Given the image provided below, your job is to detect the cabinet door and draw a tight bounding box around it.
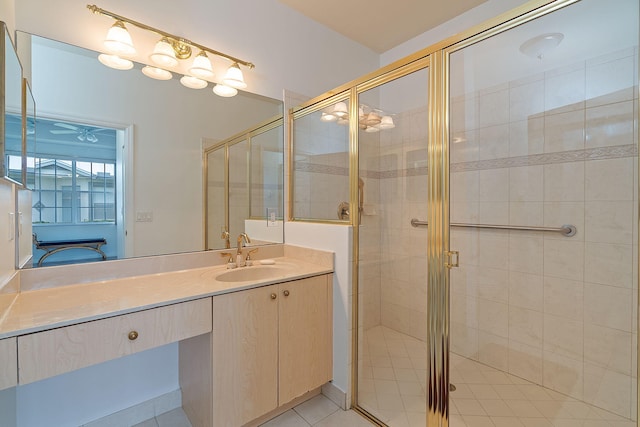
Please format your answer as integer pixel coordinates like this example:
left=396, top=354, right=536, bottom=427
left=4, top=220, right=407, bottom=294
left=278, top=275, right=332, bottom=404
left=212, top=285, right=279, bottom=426
left=0, top=337, right=17, bottom=390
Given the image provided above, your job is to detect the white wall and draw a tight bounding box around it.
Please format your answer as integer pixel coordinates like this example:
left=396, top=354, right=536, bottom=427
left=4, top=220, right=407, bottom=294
left=16, top=345, right=178, bottom=427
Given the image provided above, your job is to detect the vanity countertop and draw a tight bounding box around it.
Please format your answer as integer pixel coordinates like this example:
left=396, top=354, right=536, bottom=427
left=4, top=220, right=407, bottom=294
left=0, top=256, right=333, bottom=339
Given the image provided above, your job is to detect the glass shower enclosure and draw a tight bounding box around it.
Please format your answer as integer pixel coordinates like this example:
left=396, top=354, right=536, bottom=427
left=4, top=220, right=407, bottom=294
left=354, top=0, right=639, bottom=426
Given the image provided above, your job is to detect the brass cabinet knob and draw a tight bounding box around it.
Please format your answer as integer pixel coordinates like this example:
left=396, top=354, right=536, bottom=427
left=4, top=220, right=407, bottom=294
left=128, top=330, right=139, bottom=341
left=283, top=290, right=290, bottom=297
left=270, top=293, right=277, bottom=300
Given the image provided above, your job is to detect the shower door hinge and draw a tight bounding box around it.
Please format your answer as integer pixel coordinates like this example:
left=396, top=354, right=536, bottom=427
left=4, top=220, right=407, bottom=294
left=445, top=250, right=459, bottom=269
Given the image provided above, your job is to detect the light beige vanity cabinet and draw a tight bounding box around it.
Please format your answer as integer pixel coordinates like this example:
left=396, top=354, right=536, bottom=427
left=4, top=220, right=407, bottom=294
left=18, top=298, right=212, bottom=384
left=181, top=274, right=333, bottom=427
left=0, top=337, right=17, bottom=390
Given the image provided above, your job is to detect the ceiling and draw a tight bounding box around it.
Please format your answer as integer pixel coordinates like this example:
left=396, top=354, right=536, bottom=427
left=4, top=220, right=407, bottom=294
left=278, top=0, right=488, bottom=53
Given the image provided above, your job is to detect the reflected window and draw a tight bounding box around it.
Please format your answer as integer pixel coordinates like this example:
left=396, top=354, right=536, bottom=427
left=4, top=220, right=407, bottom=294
left=32, top=159, right=116, bottom=224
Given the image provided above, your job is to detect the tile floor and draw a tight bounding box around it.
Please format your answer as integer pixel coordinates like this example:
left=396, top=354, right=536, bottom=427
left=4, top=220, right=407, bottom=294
left=359, top=325, right=637, bottom=427
left=133, top=395, right=375, bottom=427
left=135, top=325, right=637, bottom=427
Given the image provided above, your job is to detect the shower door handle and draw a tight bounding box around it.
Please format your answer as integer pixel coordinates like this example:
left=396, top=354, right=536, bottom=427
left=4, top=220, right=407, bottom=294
left=445, top=251, right=459, bottom=269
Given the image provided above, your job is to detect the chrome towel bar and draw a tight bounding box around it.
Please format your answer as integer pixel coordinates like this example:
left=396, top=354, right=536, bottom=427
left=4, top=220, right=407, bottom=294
left=410, top=219, right=576, bottom=237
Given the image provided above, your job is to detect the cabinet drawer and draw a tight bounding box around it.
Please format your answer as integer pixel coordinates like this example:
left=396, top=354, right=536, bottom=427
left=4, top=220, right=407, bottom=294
left=18, top=298, right=212, bottom=384
left=0, top=337, right=17, bottom=390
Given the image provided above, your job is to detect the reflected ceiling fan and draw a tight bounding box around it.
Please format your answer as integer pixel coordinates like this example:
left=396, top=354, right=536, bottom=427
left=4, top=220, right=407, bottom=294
left=50, top=123, right=107, bottom=143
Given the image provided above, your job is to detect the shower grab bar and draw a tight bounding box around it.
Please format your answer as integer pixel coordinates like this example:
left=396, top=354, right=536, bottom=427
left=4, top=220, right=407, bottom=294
left=410, top=218, right=576, bottom=237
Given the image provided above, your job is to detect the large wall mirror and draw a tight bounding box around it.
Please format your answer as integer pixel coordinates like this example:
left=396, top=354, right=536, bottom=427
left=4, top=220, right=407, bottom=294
left=2, top=22, right=23, bottom=186
left=205, top=116, right=284, bottom=250
left=16, top=32, right=284, bottom=267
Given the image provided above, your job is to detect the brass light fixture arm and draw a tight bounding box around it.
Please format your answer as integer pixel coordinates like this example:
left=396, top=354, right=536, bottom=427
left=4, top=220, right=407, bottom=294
left=87, top=4, right=255, bottom=69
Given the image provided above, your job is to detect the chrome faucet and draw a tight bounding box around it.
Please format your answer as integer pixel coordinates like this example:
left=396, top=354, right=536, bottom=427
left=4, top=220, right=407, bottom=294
left=237, top=232, right=251, bottom=256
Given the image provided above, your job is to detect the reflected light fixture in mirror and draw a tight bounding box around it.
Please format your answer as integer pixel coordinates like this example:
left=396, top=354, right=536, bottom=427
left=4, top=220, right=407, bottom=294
left=87, top=4, right=253, bottom=97
left=320, top=102, right=395, bottom=132
left=180, top=75, right=208, bottom=89
left=141, top=65, right=172, bottom=80
left=213, top=84, right=238, bottom=97
left=98, top=53, right=133, bottom=70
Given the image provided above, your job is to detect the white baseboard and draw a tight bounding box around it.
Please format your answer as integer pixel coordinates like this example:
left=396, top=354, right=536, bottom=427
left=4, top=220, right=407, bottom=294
left=322, top=382, right=348, bottom=410
left=82, top=389, right=182, bottom=427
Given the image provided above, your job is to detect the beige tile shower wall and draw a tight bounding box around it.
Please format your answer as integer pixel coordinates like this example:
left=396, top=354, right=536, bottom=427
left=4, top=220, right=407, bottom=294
left=449, top=47, right=639, bottom=419
left=359, top=132, right=382, bottom=331
left=376, top=106, right=429, bottom=341
left=292, top=111, right=349, bottom=221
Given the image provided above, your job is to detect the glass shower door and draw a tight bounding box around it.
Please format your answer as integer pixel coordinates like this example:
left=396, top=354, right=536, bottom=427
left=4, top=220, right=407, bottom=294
left=356, top=62, right=430, bottom=426
left=446, top=0, right=639, bottom=425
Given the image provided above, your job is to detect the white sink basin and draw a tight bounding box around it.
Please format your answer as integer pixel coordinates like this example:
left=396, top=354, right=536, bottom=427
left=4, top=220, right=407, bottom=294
left=215, top=265, right=289, bottom=282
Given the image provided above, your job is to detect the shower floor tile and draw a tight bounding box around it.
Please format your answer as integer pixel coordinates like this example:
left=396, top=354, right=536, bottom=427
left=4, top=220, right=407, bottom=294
left=359, top=325, right=636, bottom=427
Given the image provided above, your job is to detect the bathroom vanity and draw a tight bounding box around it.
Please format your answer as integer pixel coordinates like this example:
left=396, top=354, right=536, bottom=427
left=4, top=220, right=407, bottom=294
left=0, top=245, right=334, bottom=427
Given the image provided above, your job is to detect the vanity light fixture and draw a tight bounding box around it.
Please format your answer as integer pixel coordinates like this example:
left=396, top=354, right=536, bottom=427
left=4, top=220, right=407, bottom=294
left=88, top=4, right=254, bottom=97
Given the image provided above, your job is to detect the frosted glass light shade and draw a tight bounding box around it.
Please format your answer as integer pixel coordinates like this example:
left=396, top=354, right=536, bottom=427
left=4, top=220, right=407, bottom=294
left=141, top=65, right=172, bottom=80
left=104, top=21, right=136, bottom=56
left=180, top=75, right=208, bottom=89
left=150, top=38, right=179, bottom=68
left=213, top=84, right=238, bottom=97
left=332, top=102, right=348, bottom=118
left=222, top=63, right=247, bottom=89
left=320, top=112, right=337, bottom=122
left=365, top=111, right=381, bottom=126
left=98, top=54, right=133, bottom=70
left=189, top=51, right=214, bottom=79
left=379, top=115, right=395, bottom=129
